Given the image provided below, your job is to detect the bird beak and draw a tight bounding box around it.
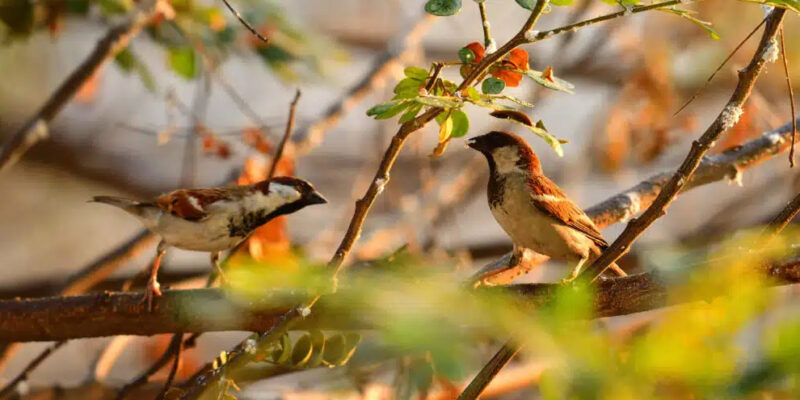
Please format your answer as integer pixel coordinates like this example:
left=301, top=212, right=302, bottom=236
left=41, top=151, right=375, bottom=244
left=307, top=191, right=328, bottom=205
left=466, top=137, right=479, bottom=150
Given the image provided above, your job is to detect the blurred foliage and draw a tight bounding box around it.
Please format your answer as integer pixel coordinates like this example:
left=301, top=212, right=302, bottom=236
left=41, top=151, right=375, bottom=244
left=0, top=0, right=346, bottom=88
left=202, top=227, right=800, bottom=399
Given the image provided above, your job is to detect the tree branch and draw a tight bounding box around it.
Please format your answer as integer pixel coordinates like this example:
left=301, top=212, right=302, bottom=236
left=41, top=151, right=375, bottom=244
left=267, top=89, right=301, bottom=180
left=0, top=0, right=168, bottom=173
left=2, top=258, right=799, bottom=343
left=293, top=14, right=436, bottom=155
left=585, top=8, right=787, bottom=279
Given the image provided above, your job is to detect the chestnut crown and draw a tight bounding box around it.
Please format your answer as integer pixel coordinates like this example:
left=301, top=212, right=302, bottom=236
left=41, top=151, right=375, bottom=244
left=467, top=131, right=542, bottom=174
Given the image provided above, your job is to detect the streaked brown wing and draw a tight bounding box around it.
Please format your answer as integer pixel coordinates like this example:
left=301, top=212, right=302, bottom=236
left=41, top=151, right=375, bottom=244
left=156, top=187, right=233, bottom=221
left=527, top=175, right=608, bottom=248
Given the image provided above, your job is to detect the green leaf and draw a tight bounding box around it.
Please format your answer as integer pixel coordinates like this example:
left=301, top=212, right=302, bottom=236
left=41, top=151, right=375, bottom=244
left=115, top=47, right=156, bottom=91
left=322, top=333, right=360, bottom=366
left=404, top=66, right=429, bottom=81
left=424, top=0, right=462, bottom=16
left=377, top=101, right=413, bottom=120
left=167, top=47, right=197, bottom=79
left=450, top=109, right=469, bottom=138
left=514, top=0, right=535, bottom=9
left=468, top=98, right=517, bottom=111
left=306, top=330, right=326, bottom=368
left=523, top=69, right=575, bottom=94
left=290, top=334, right=314, bottom=367
left=65, top=0, right=90, bottom=14
left=508, top=118, right=565, bottom=157
left=481, top=77, right=506, bottom=94
left=482, top=94, right=535, bottom=108
left=394, top=77, right=424, bottom=99
left=98, top=0, right=131, bottom=15
left=367, top=99, right=409, bottom=118
left=465, top=87, right=481, bottom=102
left=415, top=95, right=463, bottom=108
left=661, top=8, right=720, bottom=40
left=271, top=333, right=292, bottom=364
left=399, top=103, right=423, bottom=123
left=458, top=47, right=476, bottom=64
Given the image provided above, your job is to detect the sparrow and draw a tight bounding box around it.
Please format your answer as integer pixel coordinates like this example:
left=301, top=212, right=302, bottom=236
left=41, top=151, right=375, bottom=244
left=467, top=131, right=626, bottom=282
left=92, top=176, right=327, bottom=309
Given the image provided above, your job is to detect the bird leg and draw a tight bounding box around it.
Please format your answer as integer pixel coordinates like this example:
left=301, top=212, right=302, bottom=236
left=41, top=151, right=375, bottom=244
left=561, top=256, right=588, bottom=284
left=210, top=251, right=227, bottom=286
left=144, top=241, right=168, bottom=311
left=509, top=245, right=525, bottom=267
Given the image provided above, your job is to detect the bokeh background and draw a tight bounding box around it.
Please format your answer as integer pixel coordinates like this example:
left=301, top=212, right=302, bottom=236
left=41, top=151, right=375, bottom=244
left=1, top=0, right=799, bottom=398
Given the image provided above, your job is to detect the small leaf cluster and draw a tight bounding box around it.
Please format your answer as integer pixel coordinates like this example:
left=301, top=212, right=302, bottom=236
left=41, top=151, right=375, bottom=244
left=250, top=330, right=362, bottom=369
left=367, top=43, right=574, bottom=156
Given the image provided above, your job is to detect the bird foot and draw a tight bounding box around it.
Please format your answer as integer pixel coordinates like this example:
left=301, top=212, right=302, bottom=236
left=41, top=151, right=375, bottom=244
left=142, top=278, right=162, bottom=312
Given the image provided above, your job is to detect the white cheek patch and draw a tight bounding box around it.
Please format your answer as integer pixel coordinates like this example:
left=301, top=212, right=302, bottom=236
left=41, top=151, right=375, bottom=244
left=492, top=146, right=523, bottom=175
left=271, top=183, right=301, bottom=203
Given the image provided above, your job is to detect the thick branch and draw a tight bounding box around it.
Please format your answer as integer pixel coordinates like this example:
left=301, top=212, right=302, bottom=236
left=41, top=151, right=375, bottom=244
left=3, top=258, right=800, bottom=342
left=0, top=0, right=167, bottom=173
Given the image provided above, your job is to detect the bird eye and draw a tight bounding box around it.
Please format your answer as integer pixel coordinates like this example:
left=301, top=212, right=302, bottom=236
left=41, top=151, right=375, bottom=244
left=172, top=199, right=179, bottom=205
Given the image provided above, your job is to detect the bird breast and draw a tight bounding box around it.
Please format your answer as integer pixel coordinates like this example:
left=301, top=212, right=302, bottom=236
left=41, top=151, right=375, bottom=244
left=489, top=174, right=594, bottom=261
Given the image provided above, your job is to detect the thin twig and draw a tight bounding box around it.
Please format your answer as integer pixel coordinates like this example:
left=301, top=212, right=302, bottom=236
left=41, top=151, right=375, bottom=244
left=0, top=0, right=165, bottom=173
left=156, top=335, right=184, bottom=400
left=768, top=192, right=800, bottom=237
left=478, top=1, right=493, bottom=48
left=523, top=0, right=685, bottom=44
left=219, top=0, right=269, bottom=44
left=0, top=341, right=66, bottom=398
left=586, top=8, right=788, bottom=281
left=780, top=27, right=797, bottom=167
left=294, top=14, right=435, bottom=155
left=457, top=341, right=519, bottom=400
left=674, top=16, right=767, bottom=116
left=267, top=90, right=301, bottom=180
left=115, top=333, right=183, bottom=400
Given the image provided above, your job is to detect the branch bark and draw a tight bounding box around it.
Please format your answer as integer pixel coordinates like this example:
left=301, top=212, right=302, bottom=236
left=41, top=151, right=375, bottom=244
left=2, top=258, right=799, bottom=342
left=0, top=0, right=168, bottom=173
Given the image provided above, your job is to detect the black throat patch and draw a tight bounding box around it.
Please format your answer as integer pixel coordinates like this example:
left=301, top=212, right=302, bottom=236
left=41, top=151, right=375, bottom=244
left=227, top=200, right=309, bottom=238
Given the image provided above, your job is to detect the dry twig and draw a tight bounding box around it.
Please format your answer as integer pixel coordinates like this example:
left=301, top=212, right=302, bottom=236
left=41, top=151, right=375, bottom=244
left=586, top=8, right=788, bottom=280
left=0, top=0, right=167, bottom=173
left=267, top=90, right=301, bottom=180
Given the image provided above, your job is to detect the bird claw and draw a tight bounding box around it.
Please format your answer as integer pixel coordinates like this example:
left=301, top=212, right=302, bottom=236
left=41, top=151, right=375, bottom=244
left=560, top=277, right=577, bottom=286
left=141, top=279, right=162, bottom=312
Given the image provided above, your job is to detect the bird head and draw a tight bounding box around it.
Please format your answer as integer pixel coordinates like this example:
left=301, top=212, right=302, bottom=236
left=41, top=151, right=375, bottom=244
left=265, top=176, right=328, bottom=206
left=467, top=131, right=542, bottom=175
